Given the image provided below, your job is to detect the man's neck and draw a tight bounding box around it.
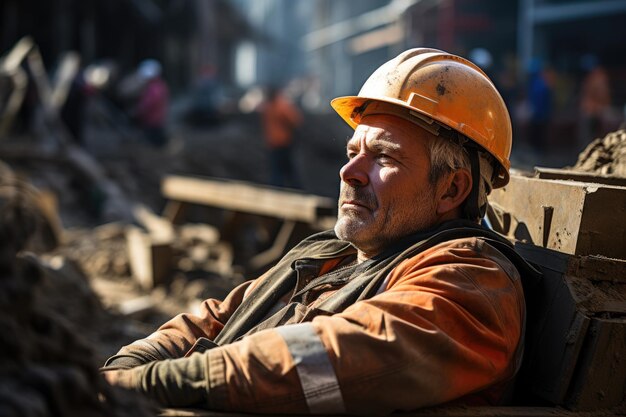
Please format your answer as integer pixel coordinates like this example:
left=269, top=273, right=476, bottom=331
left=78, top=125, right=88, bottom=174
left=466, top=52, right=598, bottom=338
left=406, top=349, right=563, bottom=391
left=353, top=219, right=481, bottom=264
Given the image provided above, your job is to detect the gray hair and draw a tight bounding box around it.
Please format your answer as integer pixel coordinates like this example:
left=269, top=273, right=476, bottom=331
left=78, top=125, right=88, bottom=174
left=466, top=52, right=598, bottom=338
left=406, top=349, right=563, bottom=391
left=427, top=135, right=494, bottom=212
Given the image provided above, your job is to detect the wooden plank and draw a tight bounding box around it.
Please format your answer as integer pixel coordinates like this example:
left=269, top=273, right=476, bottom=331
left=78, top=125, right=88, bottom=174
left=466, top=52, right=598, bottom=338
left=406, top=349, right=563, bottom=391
left=535, top=167, right=626, bottom=188
left=117, top=295, right=157, bottom=318
left=565, top=318, right=626, bottom=411
left=0, top=36, right=34, bottom=71
left=489, top=175, right=626, bottom=259
left=126, top=226, right=173, bottom=290
left=490, top=176, right=587, bottom=253
left=133, top=204, right=174, bottom=241
left=568, top=255, right=626, bottom=284
left=49, top=51, right=80, bottom=111
left=408, top=406, right=624, bottom=417
left=162, top=200, right=188, bottom=224
left=158, top=406, right=619, bottom=417
left=161, top=175, right=335, bottom=225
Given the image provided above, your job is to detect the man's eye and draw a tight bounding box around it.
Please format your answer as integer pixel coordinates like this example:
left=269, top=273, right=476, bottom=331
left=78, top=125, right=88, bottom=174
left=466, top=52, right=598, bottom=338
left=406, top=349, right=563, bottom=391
left=377, top=154, right=393, bottom=164
left=347, top=151, right=357, bottom=159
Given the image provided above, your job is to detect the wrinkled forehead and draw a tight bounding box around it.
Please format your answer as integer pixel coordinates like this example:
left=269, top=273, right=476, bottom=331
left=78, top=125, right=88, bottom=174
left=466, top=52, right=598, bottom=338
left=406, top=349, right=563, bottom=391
left=348, top=114, right=434, bottom=153
left=349, top=123, right=398, bottom=147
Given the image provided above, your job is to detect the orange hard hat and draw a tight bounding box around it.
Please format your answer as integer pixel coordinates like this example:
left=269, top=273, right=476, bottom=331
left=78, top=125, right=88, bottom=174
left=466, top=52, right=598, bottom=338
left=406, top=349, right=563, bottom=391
left=331, top=48, right=512, bottom=188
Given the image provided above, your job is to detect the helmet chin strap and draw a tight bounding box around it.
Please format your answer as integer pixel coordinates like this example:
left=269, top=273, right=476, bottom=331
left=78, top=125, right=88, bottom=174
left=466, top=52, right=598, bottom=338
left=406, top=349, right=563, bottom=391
left=462, top=142, right=485, bottom=221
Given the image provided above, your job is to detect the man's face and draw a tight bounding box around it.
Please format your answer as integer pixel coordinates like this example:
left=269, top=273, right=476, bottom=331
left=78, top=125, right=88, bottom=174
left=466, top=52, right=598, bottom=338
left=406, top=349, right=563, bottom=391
left=334, top=114, right=440, bottom=258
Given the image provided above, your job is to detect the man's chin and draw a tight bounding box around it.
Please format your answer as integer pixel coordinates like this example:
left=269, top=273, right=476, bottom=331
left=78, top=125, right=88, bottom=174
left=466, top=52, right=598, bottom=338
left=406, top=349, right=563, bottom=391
left=334, top=218, right=371, bottom=243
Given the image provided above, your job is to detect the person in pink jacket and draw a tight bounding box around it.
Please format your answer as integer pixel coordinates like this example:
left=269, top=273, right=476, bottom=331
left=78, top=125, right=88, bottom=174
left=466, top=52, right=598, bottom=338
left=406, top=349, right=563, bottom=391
left=135, top=59, right=169, bottom=147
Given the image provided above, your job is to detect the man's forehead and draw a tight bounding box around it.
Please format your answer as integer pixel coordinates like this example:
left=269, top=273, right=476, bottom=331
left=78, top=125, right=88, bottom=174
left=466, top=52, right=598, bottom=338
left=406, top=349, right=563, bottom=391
left=349, top=123, right=401, bottom=147
left=348, top=117, right=427, bottom=152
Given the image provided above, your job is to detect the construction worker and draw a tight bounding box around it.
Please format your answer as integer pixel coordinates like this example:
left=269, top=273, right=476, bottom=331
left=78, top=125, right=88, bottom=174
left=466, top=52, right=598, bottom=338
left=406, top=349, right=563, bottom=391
left=134, top=59, right=170, bottom=147
left=261, top=84, right=303, bottom=188
left=579, top=54, right=611, bottom=145
left=102, top=48, right=538, bottom=415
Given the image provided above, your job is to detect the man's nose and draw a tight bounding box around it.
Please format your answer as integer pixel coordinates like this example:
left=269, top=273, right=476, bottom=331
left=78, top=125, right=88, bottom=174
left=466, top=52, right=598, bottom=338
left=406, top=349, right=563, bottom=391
left=340, top=154, right=369, bottom=186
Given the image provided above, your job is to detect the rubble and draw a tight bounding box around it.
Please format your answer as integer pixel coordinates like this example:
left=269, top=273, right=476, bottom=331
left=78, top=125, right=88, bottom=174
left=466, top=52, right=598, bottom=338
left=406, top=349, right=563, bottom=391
left=0, top=169, right=156, bottom=417
left=572, top=129, right=626, bottom=177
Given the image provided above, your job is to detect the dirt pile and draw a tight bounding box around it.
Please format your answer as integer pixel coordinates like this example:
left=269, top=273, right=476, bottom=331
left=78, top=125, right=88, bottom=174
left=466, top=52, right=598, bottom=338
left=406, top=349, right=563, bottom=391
left=0, top=171, right=156, bottom=416
left=572, top=129, right=626, bottom=177
left=55, top=219, right=244, bottom=331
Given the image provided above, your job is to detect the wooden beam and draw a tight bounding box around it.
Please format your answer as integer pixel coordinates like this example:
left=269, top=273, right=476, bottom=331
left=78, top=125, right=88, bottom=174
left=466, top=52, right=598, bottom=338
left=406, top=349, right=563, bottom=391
left=158, top=406, right=619, bottom=417
left=0, top=36, right=35, bottom=71
left=161, top=175, right=335, bottom=225
left=489, top=174, right=626, bottom=259
left=126, top=226, right=173, bottom=290
left=133, top=204, right=174, bottom=241
left=535, top=167, right=626, bottom=188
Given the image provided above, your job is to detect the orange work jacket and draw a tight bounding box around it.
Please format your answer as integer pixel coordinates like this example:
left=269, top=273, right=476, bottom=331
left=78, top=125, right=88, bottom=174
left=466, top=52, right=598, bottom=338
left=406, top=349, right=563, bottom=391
left=106, top=227, right=526, bottom=415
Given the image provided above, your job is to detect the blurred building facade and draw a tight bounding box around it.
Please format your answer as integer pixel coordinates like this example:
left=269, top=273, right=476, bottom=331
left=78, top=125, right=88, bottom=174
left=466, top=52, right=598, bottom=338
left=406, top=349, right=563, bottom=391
left=517, top=0, right=626, bottom=147
left=0, top=0, right=259, bottom=92
left=2, top=0, right=625, bottom=142
left=226, top=0, right=626, bottom=157
left=227, top=0, right=625, bottom=115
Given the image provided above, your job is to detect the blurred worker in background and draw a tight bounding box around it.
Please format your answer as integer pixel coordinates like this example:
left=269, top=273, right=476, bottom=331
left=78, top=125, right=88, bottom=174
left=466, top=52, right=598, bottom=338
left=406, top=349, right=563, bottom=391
left=579, top=54, right=611, bottom=146
left=101, top=48, right=538, bottom=415
left=134, top=59, right=169, bottom=147
left=261, top=85, right=303, bottom=188
left=60, top=68, right=91, bottom=146
left=526, top=58, right=553, bottom=151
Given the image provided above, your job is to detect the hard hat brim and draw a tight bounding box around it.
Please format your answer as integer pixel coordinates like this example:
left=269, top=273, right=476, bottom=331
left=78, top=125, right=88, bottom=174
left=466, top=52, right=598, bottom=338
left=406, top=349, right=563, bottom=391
left=331, top=95, right=510, bottom=188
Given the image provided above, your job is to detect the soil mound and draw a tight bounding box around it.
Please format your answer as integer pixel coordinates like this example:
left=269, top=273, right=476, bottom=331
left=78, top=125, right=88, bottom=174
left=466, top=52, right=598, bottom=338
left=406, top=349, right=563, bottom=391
left=0, top=171, right=156, bottom=416
left=573, top=129, right=626, bottom=177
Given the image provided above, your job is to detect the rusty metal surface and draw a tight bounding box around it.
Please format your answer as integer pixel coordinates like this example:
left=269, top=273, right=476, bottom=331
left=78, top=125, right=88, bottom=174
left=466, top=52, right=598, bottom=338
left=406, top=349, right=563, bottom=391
left=489, top=175, right=626, bottom=259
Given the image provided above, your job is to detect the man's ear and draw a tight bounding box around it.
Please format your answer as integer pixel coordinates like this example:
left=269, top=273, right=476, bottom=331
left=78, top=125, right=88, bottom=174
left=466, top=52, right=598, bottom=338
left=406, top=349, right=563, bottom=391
left=436, top=169, right=473, bottom=215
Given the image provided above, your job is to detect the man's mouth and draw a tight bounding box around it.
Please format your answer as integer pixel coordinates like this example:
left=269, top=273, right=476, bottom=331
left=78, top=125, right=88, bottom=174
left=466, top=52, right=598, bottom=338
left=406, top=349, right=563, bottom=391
left=340, top=199, right=371, bottom=211
left=339, top=186, right=378, bottom=212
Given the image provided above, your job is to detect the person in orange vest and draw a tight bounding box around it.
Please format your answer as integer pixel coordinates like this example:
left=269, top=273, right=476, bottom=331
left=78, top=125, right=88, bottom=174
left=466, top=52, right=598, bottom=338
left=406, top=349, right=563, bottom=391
left=261, top=85, right=303, bottom=188
left=101, top=49, right=538, bottom=415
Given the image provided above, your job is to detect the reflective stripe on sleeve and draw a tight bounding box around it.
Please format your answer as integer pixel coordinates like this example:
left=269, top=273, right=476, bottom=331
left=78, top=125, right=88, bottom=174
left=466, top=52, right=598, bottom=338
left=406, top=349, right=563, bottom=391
left=275, top=323, right=346, bottom=414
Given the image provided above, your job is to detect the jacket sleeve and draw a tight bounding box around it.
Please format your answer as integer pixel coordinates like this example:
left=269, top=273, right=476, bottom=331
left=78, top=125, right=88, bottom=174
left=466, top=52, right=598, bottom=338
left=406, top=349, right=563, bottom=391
left=201, top=238, right=525, bottom=414
left=104, top=279, right=255, bottom=368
